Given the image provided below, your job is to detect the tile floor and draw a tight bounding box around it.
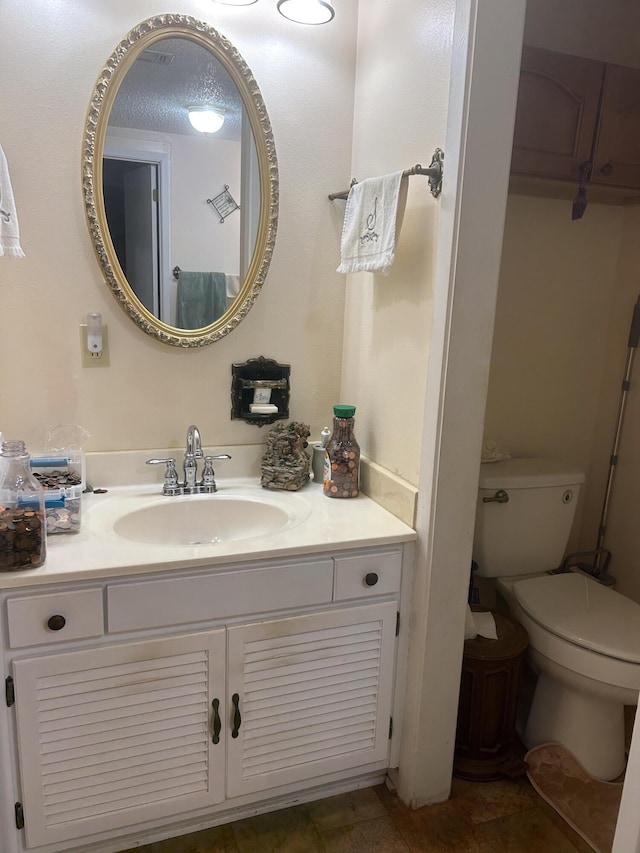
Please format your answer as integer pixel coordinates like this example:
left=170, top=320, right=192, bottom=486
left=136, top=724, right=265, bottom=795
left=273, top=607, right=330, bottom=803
left=117, top=774, right=597, bottom=853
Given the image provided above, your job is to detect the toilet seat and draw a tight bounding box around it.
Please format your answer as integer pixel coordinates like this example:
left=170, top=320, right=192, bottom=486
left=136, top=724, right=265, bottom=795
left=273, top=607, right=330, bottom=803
left=513, top=572, right=640, bottom=663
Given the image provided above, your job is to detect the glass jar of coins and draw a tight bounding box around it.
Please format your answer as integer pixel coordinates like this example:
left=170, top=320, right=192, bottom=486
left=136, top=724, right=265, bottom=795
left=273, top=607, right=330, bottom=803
left=0, top=440, right=46, bottom=570
left=323, top=405, right=361, bottom=499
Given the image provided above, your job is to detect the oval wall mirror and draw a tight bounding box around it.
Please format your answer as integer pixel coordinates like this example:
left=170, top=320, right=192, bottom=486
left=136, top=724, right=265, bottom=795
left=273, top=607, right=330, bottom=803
left=83, top=15, right=278, bottom=347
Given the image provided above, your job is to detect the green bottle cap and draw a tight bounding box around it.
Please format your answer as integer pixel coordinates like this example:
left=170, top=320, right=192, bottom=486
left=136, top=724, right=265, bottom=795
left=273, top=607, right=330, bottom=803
left=333, top=405, right=356, bottom=418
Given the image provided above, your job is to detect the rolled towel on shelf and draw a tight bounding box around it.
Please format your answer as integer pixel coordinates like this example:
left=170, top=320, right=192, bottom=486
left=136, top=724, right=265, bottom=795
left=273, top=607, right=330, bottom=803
left=481, top=440, right=511, bottom=464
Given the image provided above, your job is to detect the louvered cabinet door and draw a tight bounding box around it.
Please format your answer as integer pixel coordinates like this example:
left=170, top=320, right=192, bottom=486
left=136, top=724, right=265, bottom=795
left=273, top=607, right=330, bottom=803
left=226, top=601, right=397, bottom=798
left=12, top=631, right=226, bottom=849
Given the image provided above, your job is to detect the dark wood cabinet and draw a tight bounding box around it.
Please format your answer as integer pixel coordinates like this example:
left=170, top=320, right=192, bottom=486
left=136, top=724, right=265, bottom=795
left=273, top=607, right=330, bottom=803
left=454, top=611, right=528, bottom=781
left=511, top=46, right=604, bottom=182
left=592, top=64, right=640, bottom=189
left=511, top=46, right=640, bottom=191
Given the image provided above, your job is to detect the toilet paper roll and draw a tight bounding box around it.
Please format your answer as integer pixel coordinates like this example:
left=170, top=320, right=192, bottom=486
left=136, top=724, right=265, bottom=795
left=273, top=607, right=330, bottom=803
left=464, top=605, right=498, bottom=641
left=473, top=610, right=498, bottom=640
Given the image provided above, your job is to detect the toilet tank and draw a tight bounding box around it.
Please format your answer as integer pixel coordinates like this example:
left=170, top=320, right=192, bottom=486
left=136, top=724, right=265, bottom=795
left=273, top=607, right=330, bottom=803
left=473, top=458, right=585, bottom=578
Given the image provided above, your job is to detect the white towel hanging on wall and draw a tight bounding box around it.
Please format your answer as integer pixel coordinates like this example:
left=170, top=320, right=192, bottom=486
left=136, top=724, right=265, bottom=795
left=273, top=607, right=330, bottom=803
left=337, top=171, right=405, bottom=275
left=0, top=144, right=25, bottom=258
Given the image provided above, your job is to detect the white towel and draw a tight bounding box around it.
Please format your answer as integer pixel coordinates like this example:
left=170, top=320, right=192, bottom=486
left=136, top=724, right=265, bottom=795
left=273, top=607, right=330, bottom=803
left=337, top=171, right=404, bottom=275
left=225, top=273, right=240, bottom=298
left=0, top=145, right=25, bottom=258
left=481, top=440, right=511, bottom=464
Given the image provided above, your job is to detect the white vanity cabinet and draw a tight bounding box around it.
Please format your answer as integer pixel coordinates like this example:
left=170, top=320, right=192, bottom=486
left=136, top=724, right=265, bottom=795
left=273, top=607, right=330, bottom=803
left=225, top=602, right=397, bottom=799
left=13, top=631, right=227, bottom=849
left=0, top=545, right=408, bottom=853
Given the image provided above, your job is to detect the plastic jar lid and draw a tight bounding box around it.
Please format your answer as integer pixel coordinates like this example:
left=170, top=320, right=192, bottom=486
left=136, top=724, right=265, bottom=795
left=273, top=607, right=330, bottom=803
left=333, top=405, right=356, bottom=418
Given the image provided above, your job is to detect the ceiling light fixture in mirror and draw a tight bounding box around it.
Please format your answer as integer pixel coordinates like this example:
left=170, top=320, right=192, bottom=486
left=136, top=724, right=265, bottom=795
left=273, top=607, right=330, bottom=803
left=83, top=15, right=278, bottom=347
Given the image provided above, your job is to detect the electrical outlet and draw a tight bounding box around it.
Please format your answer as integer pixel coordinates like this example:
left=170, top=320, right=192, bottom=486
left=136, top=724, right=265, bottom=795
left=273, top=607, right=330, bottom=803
left=79, top=324, right=110, bottom=367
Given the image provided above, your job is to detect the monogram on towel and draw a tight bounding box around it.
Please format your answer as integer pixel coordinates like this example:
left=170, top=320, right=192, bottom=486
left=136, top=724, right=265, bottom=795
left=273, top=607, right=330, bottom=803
left=337, top=171, right=405, bottom=275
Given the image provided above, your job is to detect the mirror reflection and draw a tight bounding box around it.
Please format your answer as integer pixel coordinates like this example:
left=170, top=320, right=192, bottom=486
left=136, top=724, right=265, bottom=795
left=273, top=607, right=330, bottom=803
left=83, top=16, right=278, bottom=347
left=104, top=37, right=257, bottom=329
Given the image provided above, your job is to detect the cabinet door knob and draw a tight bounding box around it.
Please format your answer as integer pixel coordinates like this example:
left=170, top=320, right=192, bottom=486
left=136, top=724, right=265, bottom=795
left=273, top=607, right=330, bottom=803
left=47, top=614, right=66, bottom=631
left=231, top=693, right=242, bottom=738
left=365, top=572, right=379, bottom=587
left=211, top=698, right=221, bottom=745
left=600, top=162, right=614, bottom=176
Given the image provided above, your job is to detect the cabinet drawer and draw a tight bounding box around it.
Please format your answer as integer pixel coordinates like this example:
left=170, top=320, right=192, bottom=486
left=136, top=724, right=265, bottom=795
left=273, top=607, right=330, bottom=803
left=6, top=588, right=104, bottom=648
left=333, top=549, right=402, bottom=600
left=107, top=558, right=334, bottom=632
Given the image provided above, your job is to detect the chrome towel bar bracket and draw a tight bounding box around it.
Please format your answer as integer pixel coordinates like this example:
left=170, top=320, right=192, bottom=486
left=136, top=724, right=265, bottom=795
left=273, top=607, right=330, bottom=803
left=328, top=147, right=444, bottom=201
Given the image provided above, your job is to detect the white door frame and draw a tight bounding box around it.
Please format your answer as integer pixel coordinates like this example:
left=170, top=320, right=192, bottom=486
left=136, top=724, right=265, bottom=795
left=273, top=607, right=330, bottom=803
left=103, top=134, right=172, bottom=324
left=400, top=1, right=640, bottom=847
left=614, top=702, right=640, bottom=851
left=397, top=0, right=527, bottom=806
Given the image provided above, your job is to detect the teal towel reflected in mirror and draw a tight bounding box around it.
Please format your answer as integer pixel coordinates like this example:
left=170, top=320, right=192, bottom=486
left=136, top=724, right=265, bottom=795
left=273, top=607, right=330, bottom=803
left=176, top=271, right=227, bottom=329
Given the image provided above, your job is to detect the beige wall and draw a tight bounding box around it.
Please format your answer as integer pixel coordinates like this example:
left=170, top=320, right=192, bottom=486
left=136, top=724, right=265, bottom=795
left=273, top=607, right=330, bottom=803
left=340, top=0, right=454, bottom=488
left=0, top=0, right=357, bottom=453
left=587, top=205, right=640, bottom=601
left=484, top=193, right=640, bottom=594
left=484, top=194, right=625, bottom=549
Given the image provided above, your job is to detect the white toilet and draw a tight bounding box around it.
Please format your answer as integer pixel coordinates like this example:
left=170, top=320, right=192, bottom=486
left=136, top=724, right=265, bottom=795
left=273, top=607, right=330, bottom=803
left=473, top=457, right=640, bottom=781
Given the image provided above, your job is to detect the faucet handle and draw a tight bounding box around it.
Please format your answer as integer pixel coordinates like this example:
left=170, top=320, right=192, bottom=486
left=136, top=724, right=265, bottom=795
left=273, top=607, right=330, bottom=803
left=201, top=457, right=216, bottom=491
left=200, top=455, right=232, bottom=493
left=146, top=458, right=180, bottom=495
left=146, top=457, right=176, bottom=469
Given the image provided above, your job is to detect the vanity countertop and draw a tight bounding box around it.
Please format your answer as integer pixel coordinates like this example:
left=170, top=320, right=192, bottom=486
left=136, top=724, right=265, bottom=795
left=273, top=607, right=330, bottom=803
left=0, top=479, right=416, bottom=589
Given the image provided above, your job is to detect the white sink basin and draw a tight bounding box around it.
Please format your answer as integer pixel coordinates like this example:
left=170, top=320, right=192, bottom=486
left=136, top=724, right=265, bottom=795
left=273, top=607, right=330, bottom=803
left=114, top=496, right=290, bottom=546
left=84, top=484, right=310, bottom=548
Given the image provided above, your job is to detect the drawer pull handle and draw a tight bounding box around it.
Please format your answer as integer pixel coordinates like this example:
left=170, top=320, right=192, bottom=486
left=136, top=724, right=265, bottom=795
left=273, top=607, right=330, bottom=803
left=365, top=572, right=379, bottom=587
left=211, top=698, right=221, bottom=744
left=47, top=615, right=66, bottom=631
left=231, top=693, right=242, bottom=738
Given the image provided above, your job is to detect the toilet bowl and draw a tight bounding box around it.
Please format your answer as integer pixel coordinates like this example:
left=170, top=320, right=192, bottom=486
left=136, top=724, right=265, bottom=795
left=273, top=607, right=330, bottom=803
left=473, top=457, right=640, bottom=780
left=498, top=572, right=640, bottom=780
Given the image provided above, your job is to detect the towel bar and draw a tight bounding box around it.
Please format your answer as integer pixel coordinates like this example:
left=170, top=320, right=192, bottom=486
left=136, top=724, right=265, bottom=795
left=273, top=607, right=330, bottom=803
left=328, top=147, right=444, bottom=201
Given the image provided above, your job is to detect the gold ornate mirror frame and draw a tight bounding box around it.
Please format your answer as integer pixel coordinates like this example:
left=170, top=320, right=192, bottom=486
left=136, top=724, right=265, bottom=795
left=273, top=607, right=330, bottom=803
left=82, top=14, right=279, bottom=347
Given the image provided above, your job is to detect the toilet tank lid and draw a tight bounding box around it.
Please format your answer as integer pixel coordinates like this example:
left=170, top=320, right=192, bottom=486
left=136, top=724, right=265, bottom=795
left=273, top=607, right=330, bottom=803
left=478, top=458, right=585, bottom=489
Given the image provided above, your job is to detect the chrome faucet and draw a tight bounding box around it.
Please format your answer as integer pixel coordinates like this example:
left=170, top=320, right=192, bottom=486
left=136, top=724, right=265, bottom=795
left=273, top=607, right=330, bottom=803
left=146, top=425, right=231, bottom=495
left=184, top=424, right=203, bottom=490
